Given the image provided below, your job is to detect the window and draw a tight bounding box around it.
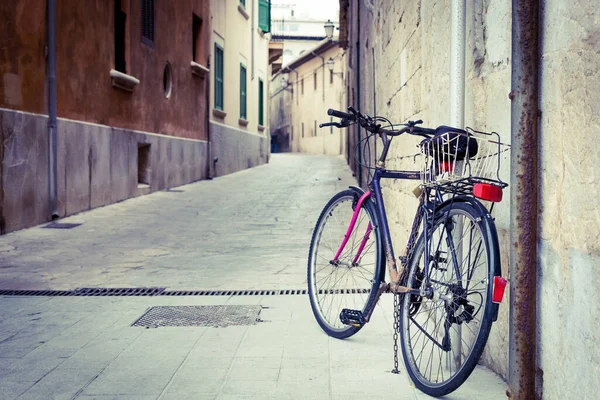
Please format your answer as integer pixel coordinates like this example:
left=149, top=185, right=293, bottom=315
left=240, top=0, right=246, bottom=7
left=291, top=126, right=294, bottom=140
left=258, top=0, right=270, bottom=33
left=330, top=71, right=333, bottom=84
left=192, top=14, right=202, bottom=62
left=314, top=120, right=317, bottom=136
left=163, top=62, right=172, bottom=98
left=214, top=44, right=224, bottom=110
left=114, top=0, right=127, bottom=73
left=302, top=123, right=304, bottom=137
left=314, top=72, right=317, bottom=90
left=258, top=78, right=264, bottom=125
left=240, top=64, right=247, bottom=119
left=301, top=78, right=304, bottom=95
left=141, top=0, right=154, bottom=47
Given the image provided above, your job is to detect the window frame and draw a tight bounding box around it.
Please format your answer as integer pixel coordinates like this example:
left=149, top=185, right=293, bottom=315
left=214, top=43, right=224, bottom=110
left=258, top=78, right=264, bottom=126
left=240, top=64, right=247, bottom=120
left=141, top=0, right=155, bottom=48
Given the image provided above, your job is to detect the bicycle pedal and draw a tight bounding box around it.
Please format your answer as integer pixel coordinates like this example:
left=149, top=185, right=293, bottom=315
left=340, top=309, right=365, bottom=327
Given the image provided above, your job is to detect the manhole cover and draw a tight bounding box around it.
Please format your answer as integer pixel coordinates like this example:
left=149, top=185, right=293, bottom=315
left=131, top=305, right=263, bottom=328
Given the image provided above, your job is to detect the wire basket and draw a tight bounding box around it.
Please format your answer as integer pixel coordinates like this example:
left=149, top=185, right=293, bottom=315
left=419, top=128, right=510, bottom=194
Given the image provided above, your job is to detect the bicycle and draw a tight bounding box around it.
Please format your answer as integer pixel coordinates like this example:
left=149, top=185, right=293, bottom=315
left=307, top=107, right=509, bottom=397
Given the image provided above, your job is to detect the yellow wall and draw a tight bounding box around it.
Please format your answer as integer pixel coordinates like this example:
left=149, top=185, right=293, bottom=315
left=287, top=44, right=346, bottom=155
left=210, top=0, right=270, bottom=136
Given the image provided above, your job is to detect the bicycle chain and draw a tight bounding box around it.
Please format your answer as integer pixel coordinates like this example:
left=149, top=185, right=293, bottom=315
left=392, top=192, right=426, bottom=375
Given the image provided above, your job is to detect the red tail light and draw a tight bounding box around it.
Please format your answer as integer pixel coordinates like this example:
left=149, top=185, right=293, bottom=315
left=492, top=276, right=507, bottom=303
left=473, top=183, right=503, bottom=202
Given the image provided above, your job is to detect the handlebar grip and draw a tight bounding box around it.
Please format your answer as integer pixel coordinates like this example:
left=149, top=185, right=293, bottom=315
left=328, top=108, right=354, bottom=120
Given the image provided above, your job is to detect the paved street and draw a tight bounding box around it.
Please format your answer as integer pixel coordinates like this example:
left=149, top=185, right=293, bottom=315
left=0, top=154, right=508, bottom=399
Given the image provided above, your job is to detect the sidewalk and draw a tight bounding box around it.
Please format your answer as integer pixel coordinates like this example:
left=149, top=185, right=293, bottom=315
left=0, top=294, right=507, bottom=400
left=0, top=154, right=508, bottom=399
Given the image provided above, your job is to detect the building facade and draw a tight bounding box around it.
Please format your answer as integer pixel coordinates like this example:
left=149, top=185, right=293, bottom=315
left=270, top=39, right=346, bottom=155
left=342, top=1, right=600, bottom=398
left=0, top=0, right=273, bottom=235
left=209, top=0, right=271, bottom=177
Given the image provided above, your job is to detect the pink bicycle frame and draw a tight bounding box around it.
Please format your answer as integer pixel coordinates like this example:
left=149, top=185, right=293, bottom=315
left=332, top=191, right=373, bottom=263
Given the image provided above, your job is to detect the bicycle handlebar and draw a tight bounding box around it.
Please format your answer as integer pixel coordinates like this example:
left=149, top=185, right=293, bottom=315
left=324, top=107, right=437, bottom=167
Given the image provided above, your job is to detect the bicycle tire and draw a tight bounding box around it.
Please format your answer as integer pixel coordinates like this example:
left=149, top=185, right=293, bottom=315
left=399, top=200, right=499, bottom=396
left=307, top=189, right=384, bottom=339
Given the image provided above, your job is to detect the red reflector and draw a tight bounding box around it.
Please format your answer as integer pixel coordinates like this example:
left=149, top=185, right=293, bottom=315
left=473, top=183, right=503, bottom=202
left=492, top=276, right=507, bottom=303
left=439, top=161, right=454, bottom=173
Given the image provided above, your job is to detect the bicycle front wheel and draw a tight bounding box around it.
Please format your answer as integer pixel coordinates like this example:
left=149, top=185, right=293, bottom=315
left=307, top=189, right=383, bottom=339
left=399, top=201, right=499, bottom=397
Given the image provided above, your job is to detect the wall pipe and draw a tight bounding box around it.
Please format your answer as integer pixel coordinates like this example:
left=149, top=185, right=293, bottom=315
left=450, top=0, right=466, bottom=128
left=449, top=0, right=466, bottom=370
left=508, top=0, right=539, bottom=398
left=47, top=0, right=59, bottom=218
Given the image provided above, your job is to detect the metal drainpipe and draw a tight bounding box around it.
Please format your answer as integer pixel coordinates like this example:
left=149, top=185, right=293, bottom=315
left=508, top=0, right=539, bottom=398
left=450, top=0, right=466, bottom=128
left=47, top=0, right=59, bottom=219
left=356, top=1, right=361, bottom=187
left=449, top=0, right=466, bottom=371
left=251, top=0, right=255, bottom=80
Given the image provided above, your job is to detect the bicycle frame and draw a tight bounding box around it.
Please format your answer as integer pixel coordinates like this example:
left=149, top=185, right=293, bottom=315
left=332, top=168, right=429, bottom=295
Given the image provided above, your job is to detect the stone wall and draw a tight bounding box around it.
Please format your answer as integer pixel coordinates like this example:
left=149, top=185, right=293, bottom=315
left=209, top=122, right=270, bottom=178
left=345, top=0, right=600, bottom=392
left=1, top=108, right=208, bottom=235
left=537, top=1, right=600, bottom=398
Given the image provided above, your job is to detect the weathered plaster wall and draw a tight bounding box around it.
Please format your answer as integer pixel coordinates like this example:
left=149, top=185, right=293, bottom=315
left=346, top=0, right=600, bottom=393
left=0, top=0, right=211, bottom=141
left=537, top=0, right=600, bottom=398
left=209, top=122, right=269, bottom=177
left=290, top=45, right=346, bottom=155
left=1, top=108, right=207, bottom=234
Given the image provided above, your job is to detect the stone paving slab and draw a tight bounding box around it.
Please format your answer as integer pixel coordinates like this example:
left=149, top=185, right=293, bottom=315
left=0, top=294, right=507, bottom=400
left=0, top=154, right=355, bottom=291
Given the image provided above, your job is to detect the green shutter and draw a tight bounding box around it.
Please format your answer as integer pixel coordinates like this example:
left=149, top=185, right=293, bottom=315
left=214, top=44, right=224, bottom=110
left=240, top=65, right=247, bottom=119
left=258, top=79, right=264, bottom=126
left=258, top=0, right=270, bottom=33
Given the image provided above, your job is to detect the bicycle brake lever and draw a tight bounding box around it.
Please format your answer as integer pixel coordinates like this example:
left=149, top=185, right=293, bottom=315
left=319, top=122, right=342, bottom=128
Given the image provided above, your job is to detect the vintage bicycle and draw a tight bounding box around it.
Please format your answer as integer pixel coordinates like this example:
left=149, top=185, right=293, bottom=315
left=307, top=107, right=509, bottom=397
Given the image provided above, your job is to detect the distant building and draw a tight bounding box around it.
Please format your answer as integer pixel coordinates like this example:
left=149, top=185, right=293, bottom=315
left=0, top=0, right=273, bottom=235
left=209, top=0, right=272, bottom=177
left=270, top=39, right=346, bottom=155
left=270, top=2, right=339, bottom=71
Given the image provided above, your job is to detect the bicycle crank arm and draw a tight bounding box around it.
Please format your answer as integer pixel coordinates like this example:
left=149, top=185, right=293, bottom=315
left=340, top=282, right=388, bottom=327
left=386, top=281, right=416, bottom=294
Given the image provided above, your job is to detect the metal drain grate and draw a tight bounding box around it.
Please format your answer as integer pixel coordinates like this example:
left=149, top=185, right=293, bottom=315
left=74, top=287, right=166, bottom=296
left=43, top=222, right=82, bottom=229
left=132, top=305, right=262, bottom=328
left=0, top=288, right=372, bottom=297
left=160, top=289, right=308, bottom=296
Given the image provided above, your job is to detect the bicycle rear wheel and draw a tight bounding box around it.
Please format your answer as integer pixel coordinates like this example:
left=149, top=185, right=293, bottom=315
left=399, top=201, right=498, bottom=396
left=307, top=189, right=383, bottom=339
